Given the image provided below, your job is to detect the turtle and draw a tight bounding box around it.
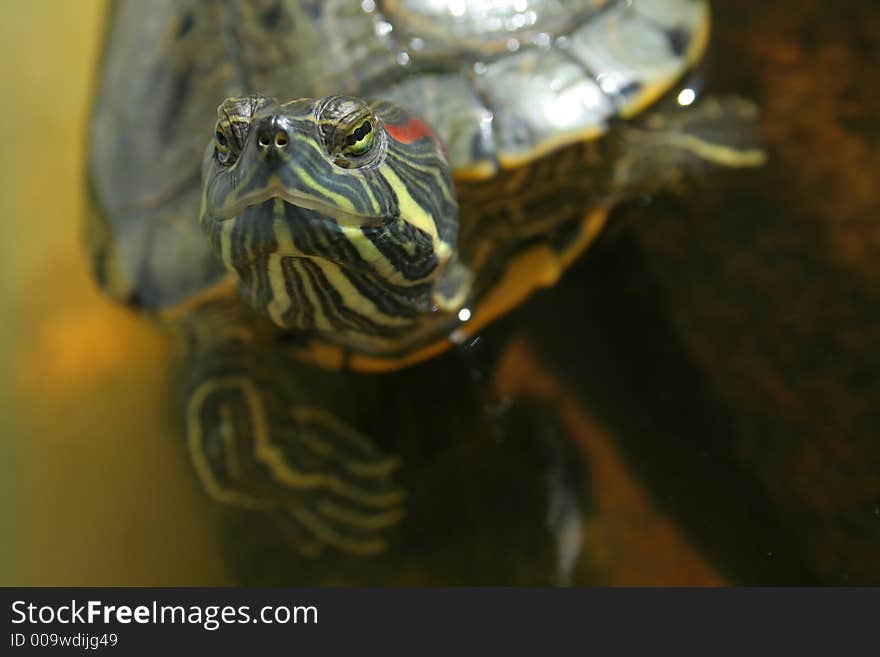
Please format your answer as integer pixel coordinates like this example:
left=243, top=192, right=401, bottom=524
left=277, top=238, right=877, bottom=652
left=86, top=0, right=765, bottom=558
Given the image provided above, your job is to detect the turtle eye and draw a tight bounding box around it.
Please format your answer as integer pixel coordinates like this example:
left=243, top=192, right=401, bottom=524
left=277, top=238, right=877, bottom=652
left=214, top=125, right=234, bottom=164
left=341, top=119, right=374, bottom=158
left=317, top=96, right=381, bottom=168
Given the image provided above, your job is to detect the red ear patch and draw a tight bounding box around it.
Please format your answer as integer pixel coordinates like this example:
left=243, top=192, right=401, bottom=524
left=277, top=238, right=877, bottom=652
left=385, top=116, right=448, bottom=160
left=385, top=117, right=437, bottom=144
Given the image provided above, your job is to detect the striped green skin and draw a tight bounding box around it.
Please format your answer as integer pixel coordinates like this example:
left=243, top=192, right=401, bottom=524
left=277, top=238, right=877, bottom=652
left=201, top=95, right=464, bottom=356
left=178, top=298, right=407, bottom=557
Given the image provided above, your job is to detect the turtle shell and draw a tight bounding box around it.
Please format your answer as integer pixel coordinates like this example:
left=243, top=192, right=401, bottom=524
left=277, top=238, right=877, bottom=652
left=88, top=0, right=708, bottom=311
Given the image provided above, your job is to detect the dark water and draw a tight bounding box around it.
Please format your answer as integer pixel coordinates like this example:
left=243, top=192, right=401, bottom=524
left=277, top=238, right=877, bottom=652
left=586, top=0, right=880, bottom=584
left=3, top=1, right=879, bottom=585
left=617, top=0, right=880, bottom=584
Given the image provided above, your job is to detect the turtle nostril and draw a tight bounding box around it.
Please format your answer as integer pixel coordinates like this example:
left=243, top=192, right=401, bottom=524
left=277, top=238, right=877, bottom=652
left=256, top=116, right=289, bottom=151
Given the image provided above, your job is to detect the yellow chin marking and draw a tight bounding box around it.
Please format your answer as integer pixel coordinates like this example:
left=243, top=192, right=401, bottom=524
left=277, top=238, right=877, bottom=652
left=265, top=200, right=295, bottom=325
left=291, top=207, right=610, bottom=374
left=265, top=253, right=291, bottom=325
left=312, top=258, right=412, bottom=328
left=219, top=218, right=235, bottom=268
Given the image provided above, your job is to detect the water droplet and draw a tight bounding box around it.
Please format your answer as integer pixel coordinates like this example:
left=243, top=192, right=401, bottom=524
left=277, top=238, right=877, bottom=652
left=375, top=20, right=393, bottom=37
left=598, top=74, right=622, bottom=95
left=677, top=88, right=697, bottom=106
left=533, top=32, right=551, bottom=48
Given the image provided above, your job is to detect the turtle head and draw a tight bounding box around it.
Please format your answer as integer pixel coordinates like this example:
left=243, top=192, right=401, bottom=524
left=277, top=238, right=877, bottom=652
left=201, top=94, right=463, bottom=352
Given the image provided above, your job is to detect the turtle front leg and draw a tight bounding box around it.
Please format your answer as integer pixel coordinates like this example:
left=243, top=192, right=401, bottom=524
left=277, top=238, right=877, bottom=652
left=176, top=305, right=405, bottom=557
left=611, top=95, right=767, bottom=199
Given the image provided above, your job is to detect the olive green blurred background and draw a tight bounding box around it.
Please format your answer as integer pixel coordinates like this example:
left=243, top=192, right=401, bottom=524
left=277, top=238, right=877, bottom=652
left=0, top=1, right=229, bottom=585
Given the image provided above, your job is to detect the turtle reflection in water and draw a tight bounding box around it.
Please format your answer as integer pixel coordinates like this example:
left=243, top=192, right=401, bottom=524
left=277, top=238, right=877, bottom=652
left=86, top=0, right=763, bottom=581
